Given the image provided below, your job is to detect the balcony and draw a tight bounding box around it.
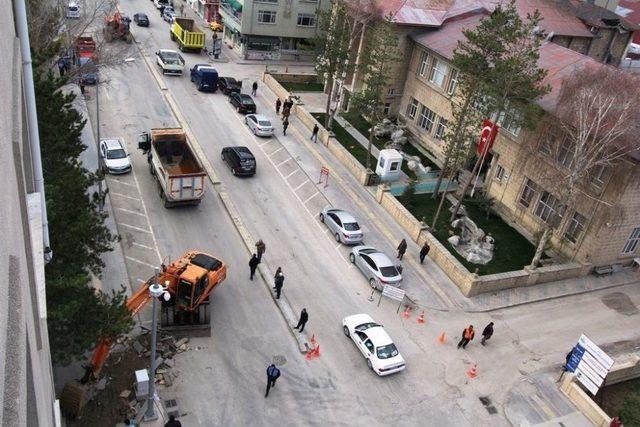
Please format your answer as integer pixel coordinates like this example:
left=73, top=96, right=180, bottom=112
left=220, top=0, right=242, bottom=25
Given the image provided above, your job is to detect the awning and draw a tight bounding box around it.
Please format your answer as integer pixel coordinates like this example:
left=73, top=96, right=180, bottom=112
left=226, top=0, right=242, bottom=12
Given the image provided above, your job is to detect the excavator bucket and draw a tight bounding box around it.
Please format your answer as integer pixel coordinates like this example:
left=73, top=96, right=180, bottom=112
left=90, top=337, right=112, bottom=378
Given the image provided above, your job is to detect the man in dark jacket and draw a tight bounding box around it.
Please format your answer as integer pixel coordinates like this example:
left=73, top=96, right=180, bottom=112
left=164, top=415, right=181, bottom=427
left=249, top=254, right=259, bottom=280
left=311, top=124, right=319, bottom=142
left=419, top=242, right=430, bottom=264
left=252, top=81, right=258, bottom=96
left=275, top=98, right=282, bottom=114
left=265, top=364, right=280, bottom=397
left=397, top=238, right=407, bottom=260
left=256, top=239, right=266, bottom=263
left=274, top=272, right=284, bottom=299
left=294, top=308, right=308, bottom=332
left=481, top=322, right=494, bottom=345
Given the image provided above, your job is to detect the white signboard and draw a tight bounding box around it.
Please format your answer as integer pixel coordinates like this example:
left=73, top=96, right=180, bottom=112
left=381, top=285, right=405, bottom=302
left=568, top=334, right=614, bottom=395
left=577, top=335, right=614, bottom=369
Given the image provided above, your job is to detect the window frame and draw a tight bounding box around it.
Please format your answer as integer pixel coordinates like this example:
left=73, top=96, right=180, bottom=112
left=406, top=98, right=418, bottom=120
left=435, top=116, right=447, bottom=139
left=564, top=211, right=586, bottom=244
left=447, top=69, right=459, bottom=95
left=590, top=164, right=610, bottom=189
left=556, top=136, right=574, bottom=168
left=519, top=178, right=537, bottom=208
left=257, top=9, right=277, bottom=24
left=428, top=57, right=449, bottom=88
left=494, top=164, right=505, bottom=182
left=622, top=227, right=640, bottom=254
left=417, top=51, right=429, bottom=77
left=534, top=190, right=559, bottom=223
left=296, top=13, right=316, bottom=27
left=417, top=105, right=436, bottom=133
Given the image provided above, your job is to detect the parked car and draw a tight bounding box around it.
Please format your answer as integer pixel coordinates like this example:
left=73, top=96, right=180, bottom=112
left=342, top=313, right=406, bottom=376
left=66, top=1, right=80, bottom=18
left=155, top=49, right=185, bottom=75
left=229, top=93, right=256, bottom=114
left=78, top=57, right=97, bottom=85
left=319, top=207, right=363, bottom=244
left=244, top=114, right=274, bottom=136
left=162, top=8, right=177, bottom=23
left=349, top=246, right=402, bottom=289
left=133, top=13, right=149, bottom=27
left=221, top=146, right=256, bottom=176
left=218, top=77, right=241, bottom=95
left=154, top=0, right=169, bottom=9
left=190, top=64, right=218, bottom=92
left=99, top=138, right=131, bottom=174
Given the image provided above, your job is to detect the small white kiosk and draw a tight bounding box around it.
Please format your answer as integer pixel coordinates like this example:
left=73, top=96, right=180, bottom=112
left=375, top=149, right=403, bottom=182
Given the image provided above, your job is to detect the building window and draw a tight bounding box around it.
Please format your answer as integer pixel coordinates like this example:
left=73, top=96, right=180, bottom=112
left=534, top=190, right=559, bottom=223
left=418, top=105, right=436, bottom=132
left=429, top=58, right=449, bottom=88
left=564, top=211, right=586, bottom=243
left=519, top=178, right=537, bottom=208
left=383, top=103, right=391, bottom=115
left=622, top=227, right=640, bottom=254
left=406, top=98, right=418, bottom=120
left=296, top=13, right=316, bottom=27
left=447, top=69, right=459, bottom=95
left=590, top=164, right=610, bottom=189
left=494, top=164, right=505, bottom=182
left=556, top=136, right=574, bottom=168
left=497, top=106, right=522, bottom=136
left=435, top=117, right=447, bottom=139
left=257, top=10, right=277, bottom=23
left=387, top=87, right=395, bottom=96
left=417, top=51, right=429, bottom=77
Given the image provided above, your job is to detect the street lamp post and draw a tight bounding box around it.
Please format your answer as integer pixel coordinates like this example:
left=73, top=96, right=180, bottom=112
left=144, top=269, right=170, bottom=421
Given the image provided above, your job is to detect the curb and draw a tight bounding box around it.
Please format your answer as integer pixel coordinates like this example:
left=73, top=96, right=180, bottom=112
left=135, top=39, right=311, bottom=353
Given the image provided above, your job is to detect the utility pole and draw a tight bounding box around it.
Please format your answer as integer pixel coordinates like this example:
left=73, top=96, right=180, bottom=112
left=144, top=268, right=166, bottom=421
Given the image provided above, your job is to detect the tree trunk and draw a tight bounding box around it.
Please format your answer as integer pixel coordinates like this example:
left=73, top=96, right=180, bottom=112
left=431, top=155, right=450, bottom=199
left=432, top=176, right=452, bottom=230
left=327, top=21, right=360, bottom=130
left=324, top=76, right=335, bottom=128
left=529, top=226, right=551, bottom=269
left=366, top=125, right=375, bottom=170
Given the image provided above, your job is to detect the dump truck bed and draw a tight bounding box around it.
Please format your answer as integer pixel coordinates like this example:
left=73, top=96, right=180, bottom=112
left=171, top=18, right=205, bottom=51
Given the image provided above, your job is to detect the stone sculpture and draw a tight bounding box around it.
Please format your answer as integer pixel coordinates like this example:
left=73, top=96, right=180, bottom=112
left=447, top=216, right=495, bottom=265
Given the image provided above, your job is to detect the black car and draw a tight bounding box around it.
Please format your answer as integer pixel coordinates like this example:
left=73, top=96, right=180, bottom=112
left=229, top=93, right=256, bottom=114
left=133, top=13, right=149, bottom=26
left=218, top=77, right=241, bottom=95
left=221, top=146, right=256, bottom=176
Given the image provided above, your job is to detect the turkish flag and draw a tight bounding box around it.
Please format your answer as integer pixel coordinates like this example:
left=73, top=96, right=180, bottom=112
left=477, top=119, right=499, bottom=156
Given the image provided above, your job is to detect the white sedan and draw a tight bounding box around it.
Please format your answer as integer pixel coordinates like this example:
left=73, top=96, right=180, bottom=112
left=99, top=138, right=131, bottom=174
left=342, top=314, right=405, bottom=376
left=245, top=114, right=274, bottom=136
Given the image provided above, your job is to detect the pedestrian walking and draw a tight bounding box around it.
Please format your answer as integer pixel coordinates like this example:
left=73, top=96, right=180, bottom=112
left=79, top=83, right=85, bottom=95
left=255, top=239, right=266, bottom=263
left=274, top=266, right=282, bottom=279
left=159, top=4, right=165, bottom=17
left=311, top=123, right=319, bottom=143
left=275, top=98, right=282, bottom=114
left=252, top=81, right=258, bottom=96
left=273, top=272, right=284, bottom=299
left=457, top=325, right=475, bottom=349
left=480, top=322, right=494, bottom=346
left=179, top=4, right=184, bottom=15
left=282, top=117, right=289, bottom=136
left=265, top=364, right=281, bottom=397
left=57, top=57, right=66, bottom=76
left=419, top=242, right=430, bottom=264
left=249, top=254, right=259, bottom=280
left=164, top=415, right=182, bottom=427
left=294, top=308, right=308, bottom=332
left=397, top=238, right=407, bottom=260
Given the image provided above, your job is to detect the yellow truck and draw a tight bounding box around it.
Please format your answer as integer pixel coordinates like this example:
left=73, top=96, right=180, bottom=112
left=170, top=17, right=205, bottom=52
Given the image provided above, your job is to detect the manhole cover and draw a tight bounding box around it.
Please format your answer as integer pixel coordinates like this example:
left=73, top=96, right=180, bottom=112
left=273, top=355, right=287, bottom=365
left=601, top=292, right=638, bottom=316
left=479, top=396, right=498, bottom=414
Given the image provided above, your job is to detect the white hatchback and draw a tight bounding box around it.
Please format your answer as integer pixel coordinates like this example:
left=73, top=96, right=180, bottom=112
left=342, top=313, right=405, bottom=376
left=245, top=114, right=274, bottom=136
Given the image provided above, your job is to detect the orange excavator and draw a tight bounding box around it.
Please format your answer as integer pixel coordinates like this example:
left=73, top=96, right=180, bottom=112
left=103, top=11, right=133, bottom=43
left=90, top=251, right=227, bottom=378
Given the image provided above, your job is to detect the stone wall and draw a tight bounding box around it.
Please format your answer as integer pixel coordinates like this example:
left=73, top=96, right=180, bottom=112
left=263, top=72, right=290, bottom=103
left=268, top=72, right=319, bottom=84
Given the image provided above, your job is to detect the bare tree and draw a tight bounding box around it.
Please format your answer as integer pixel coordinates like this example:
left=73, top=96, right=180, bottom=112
left=528, top=65, right=640, bottom=267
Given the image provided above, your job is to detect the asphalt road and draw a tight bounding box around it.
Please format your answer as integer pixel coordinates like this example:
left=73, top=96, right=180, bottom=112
left=85, top=3, right=640, bottom=426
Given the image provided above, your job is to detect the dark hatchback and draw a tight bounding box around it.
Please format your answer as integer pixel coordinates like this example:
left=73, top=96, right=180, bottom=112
left=229, top=93, right=256, bottom=114
left=133, top=13, right=149, bottom=26
left=221, top=146, right=256, bottom=177
left=218, top=77, right=241, bottom=95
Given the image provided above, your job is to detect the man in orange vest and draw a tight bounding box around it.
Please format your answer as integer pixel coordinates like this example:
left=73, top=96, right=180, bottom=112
left=457, top=325, right=475, bottom=349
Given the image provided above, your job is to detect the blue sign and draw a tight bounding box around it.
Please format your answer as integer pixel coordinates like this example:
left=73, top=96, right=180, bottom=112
left=566, top=344, right=585, bottom=372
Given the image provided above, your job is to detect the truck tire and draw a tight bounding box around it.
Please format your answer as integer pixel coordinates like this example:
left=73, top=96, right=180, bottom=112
left=170, top=31, right=176, bottom=41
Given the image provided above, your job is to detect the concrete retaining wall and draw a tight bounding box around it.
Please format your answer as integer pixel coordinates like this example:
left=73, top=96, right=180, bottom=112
left=560, top=374, right=611, bottom=427
left=608, top=354, right=640, bottom=385
left=268, top=72, right=319, bottom=84
left=263, top=73, right=291, bottom=103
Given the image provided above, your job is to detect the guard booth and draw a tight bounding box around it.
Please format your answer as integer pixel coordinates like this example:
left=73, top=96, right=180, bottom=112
left=375, top=149, right=403, bottom=182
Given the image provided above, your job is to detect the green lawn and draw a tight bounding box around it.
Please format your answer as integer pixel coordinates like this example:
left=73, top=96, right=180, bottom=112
left=278, top=81, right=325, bottom=92
left=312, top=113, right=376, bottom=168
left=397, top=194, right=537, bottom=275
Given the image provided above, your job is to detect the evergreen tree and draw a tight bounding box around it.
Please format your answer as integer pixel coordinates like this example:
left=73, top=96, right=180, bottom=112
left=350, top=16, right=401, bottom=170
left=36, top=73, right=133, bottom=365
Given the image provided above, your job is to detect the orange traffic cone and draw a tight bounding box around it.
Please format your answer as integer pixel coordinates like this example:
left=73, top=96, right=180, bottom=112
left=417, top=311, right=425, bottom=324
left=312, top=345, right=320, bottom=358
left=467, top=363, right=478, bottom=379
left=402, top=307, right=411, bottom=319
left=310, top=334, right=316, bottom=347
left=306, top=348, right=313, bottom=360
left=438, top=331, right=446, bottom=344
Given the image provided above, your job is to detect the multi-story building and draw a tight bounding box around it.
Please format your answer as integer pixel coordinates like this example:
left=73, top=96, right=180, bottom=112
left=219, top=0, right=330, bottom=60
left=2, top=0, right=58, bottom=425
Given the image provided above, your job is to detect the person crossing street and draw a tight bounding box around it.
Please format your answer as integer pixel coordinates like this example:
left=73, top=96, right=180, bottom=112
left=249, top=254, right=259, bottom=280
left=457, top=325, right=475, bottom=349
left=294, top=308, right=309, bottom=333
left=481, top=322, right=494, bottom=346
left=264, top=364, right=281, bottom=397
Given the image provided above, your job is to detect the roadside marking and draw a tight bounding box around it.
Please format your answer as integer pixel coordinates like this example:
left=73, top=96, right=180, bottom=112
left=335, top=243, right=341, bottom=249
left=119, top=223, right=152, bottom=233
left=111, top=191, right=140, bottom=201
left=293, top=181, right=309, bottom=191
left=128, top=166, right=163, bottom=263
left=284, top=169, right=300, bottom=179
left=125, top=256, right=157, bottom=269
left=116, top=207, right=147, bottom=217
left=131, top=241, right=155, bottom=251
left=269, top=147, right=284, bottom=156
left=136, top=278, right=147, bottom=283
left=277, top=157, right=292, bottom=167
left=303, top=192, right=320, bottom=204
left=109, top=178, right=137, bottom=188
left=260, top=140, right=274, bottom=146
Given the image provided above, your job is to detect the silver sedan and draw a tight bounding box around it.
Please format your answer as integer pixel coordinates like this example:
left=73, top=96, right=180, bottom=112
left=245, top=114, right=274, bottom=137
left=319, top=207, right=363, bottom=244
left=349, top=246, right=402, bottom=289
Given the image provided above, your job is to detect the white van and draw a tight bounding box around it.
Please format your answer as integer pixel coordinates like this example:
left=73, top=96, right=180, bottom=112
left=66, top=2, right=80, bottom=19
